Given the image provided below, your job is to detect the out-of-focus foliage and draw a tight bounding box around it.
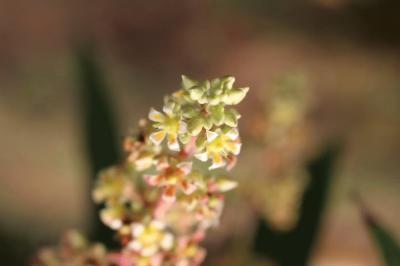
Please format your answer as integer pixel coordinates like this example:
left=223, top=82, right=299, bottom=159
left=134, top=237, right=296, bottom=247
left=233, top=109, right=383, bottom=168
left=77, top=45, right=120, bottom=247
left=0, top=230, right=34, bottom=265
left=242, top=73, right=313, bottom=230
left=361, top=204, right=400, bottom=266
left=253, top=145, right=340, bottom=266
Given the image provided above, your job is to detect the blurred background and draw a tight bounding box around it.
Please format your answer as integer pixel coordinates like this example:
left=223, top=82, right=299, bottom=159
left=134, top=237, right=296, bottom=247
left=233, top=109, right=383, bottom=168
left=0, top=1, right=400, bottom=265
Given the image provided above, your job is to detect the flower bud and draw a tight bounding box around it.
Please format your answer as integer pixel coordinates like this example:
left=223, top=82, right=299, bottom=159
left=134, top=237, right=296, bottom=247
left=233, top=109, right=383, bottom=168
left=209, top=104, right=225, bottom=126
left=181, top=75, right=197, bottom=90
left=179, top=132, right=191, bottom=144
left=203, top=117, right=213, bottom=130
left=221, top=76, right=235, bottom=90
left=224, top=108, right=240, bottom=127
left=224, top=87, right=249, bottom=105
left=182, top=105, right=198, bottom=118
left=187, top=117, right=204, bottom=136
left=195, top=132, right=207, bottom=150
left=189, top=86, right=204, bottom=101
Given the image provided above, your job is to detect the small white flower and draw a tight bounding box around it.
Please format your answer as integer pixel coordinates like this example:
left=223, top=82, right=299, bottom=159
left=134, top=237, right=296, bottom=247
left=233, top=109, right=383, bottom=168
left=194, top=128, right=242, bottom=170
left=148, top=107, right=186, bottom=151
left=128, top=220, right=174, bottom=257
left=143, top=161, right=196, bottom=202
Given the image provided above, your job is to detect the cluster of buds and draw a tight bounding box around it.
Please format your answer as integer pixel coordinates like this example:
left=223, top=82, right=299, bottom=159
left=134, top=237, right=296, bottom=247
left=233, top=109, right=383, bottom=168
left=148, top=75, right=247, bottom=170
left=33, top=75, right=248, bottom=266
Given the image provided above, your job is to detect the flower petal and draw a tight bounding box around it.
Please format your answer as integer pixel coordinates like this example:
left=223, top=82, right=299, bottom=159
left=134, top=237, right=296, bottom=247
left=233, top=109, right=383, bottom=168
left=131, top=223, right=145, bottom=237
left=141, top=245, right=158, bottom=257
left=151, top=220, right=165, bottom=230
left=209, top=153, right=226, bottom=170
left=176, top=161, right=192, bottom=175
left=167, top=134, right=180, bottom=151
left=143, top=175, right=162, bottom=186
left=180, top=180, right=197, bottom=195
left=206, top=130, right=218, bottom=142
left=148, top=108, right=165, bottom=122
left=135, top=156, right=154, bottom=171
left=226, top=155, right=237, bottom=171
left=194, top=151, right=208, bottom=162
left=109, top=219, right=122, bottom=230
left=100, top=207, right=123, bottom=229
left=160, top=233, right=174, bottom=250
left=178, top=121, right=187, bottom=134
left=162, top=103, right=174, bottom=117
left=128, top=240, right=142, bottom=251
left=149, top=130, right=166, bottom=145
left=156, top=158, right=170, bottom=171
left=162, top=185, right=177, bottom=203
left=225, top=128, right=239, bottom=140
left=183, top=197, right=198, bottom=211
left=226, top=142, right=241, bottom=155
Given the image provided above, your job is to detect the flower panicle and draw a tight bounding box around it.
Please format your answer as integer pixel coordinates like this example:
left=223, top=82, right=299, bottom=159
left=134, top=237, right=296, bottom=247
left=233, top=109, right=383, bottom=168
left=35, top=75, right=248, bottom=266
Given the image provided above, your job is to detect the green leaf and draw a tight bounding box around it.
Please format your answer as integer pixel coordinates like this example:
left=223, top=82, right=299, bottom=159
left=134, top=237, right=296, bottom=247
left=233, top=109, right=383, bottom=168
left=0, top=229, right=34, bottom=265
left=253, top=144, right=340, bottom=266
left=76, top=43, right=119, bottom=247
left=362, top=207, right=400, bottom=266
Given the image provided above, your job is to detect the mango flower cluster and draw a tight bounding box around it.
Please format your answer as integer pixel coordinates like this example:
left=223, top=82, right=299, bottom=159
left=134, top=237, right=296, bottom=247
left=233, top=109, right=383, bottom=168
left=100, top=75, right=247, bottom=265
left=34, top=75, right=248, bottom=266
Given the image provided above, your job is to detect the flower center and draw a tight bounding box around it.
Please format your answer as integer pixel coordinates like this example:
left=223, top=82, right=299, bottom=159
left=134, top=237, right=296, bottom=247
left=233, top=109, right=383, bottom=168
left=138, top=226, right=163, bottom=247
left=164, top=117, right=179, bottom=134
left=207, top=135, right=226, bottom=153
left=164, top=167, right=183, bottom=184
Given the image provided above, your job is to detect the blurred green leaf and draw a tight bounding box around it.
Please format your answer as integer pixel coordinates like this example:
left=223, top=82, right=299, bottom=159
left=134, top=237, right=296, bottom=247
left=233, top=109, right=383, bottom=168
left=253, top=145, right=340, bottom=266
left=0, top=230, right=33, bottom=265
left=76, top=44, right=119, bottom=247
left=362, top=206, right=400, bottom=266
